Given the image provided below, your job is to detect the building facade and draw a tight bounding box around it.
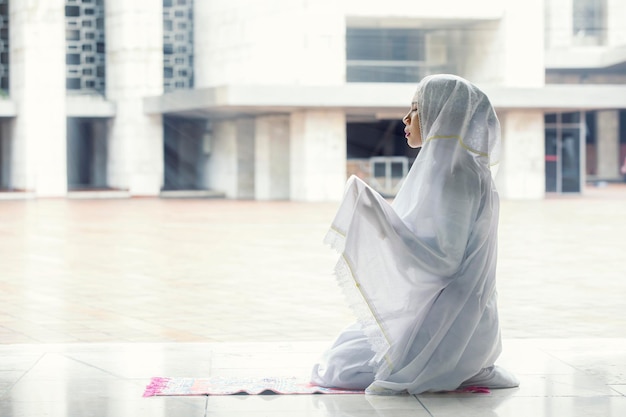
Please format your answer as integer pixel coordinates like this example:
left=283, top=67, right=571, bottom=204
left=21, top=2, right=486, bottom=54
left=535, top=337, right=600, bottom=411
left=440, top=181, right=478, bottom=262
left=0, top=0, right=624, bottom=201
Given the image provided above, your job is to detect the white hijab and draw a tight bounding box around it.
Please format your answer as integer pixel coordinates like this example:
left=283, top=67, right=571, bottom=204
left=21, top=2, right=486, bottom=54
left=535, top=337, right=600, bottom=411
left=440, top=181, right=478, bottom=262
left=323, top=74, right=504, bottom=393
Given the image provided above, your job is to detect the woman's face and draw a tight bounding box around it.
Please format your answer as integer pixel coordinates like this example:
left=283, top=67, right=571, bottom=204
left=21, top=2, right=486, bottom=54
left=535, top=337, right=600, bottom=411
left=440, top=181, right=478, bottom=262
left=402, top=102, right=422, bottom=148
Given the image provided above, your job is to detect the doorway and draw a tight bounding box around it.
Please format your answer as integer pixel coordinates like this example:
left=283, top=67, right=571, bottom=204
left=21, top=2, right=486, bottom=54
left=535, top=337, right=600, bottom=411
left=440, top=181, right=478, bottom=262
left=163, top=116, right=209, bottom=191
left=67, top=117, right=109, bottom=190
left=545, top=112, right=584, bottom=193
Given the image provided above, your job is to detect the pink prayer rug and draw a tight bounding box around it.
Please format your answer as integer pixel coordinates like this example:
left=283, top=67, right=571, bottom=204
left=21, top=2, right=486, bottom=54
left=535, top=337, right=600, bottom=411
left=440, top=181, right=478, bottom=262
left=143, top=376, right=364, bottom=397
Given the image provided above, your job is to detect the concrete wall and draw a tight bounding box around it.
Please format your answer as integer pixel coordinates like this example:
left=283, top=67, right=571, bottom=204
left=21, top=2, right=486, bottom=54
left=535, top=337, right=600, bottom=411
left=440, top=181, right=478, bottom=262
left=496, top=111, right=546, bottom=199
left=547, top=0, right=626, bottom=48
left=207, top=120, right=238, bottom=198
left=343, top=0, right=503, bottom=21
left=596, top=110, right=621, bottom=180
left=289, top=110, right=346, bottom=201
left=194, top=0, right=345, bottom=87
left=607, top=0, right=626, bottom=46
left=10, top=0, right=67, bottom=196
left=545, top=0, right=573, bottom=49
left=460, top=0, right=544, bottom=86
left=106, top=0, right=163, bottom=195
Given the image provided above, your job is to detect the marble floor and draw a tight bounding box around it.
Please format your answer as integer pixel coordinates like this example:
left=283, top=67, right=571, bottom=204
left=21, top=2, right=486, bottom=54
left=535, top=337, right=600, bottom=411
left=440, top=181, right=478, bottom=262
left=1, top=184, right=625, bottom=416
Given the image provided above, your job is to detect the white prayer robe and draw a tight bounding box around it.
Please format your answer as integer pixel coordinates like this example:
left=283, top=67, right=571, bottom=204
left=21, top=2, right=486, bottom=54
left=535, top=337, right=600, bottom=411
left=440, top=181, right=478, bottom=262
left=311, top=75, right=518, bottom=394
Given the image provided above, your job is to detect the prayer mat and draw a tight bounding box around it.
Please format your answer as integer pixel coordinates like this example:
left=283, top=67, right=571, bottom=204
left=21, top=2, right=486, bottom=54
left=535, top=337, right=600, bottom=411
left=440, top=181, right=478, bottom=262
left=143, top=376, right=364, bottom=397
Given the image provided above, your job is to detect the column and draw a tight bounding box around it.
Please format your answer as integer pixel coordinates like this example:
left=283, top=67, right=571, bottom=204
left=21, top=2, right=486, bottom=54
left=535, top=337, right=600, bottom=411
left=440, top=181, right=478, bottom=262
left=206, top=117, right=255, bottom=199
left=290, top=110, right=346, bottom=202
left=10, top=0, right=67, bottom=196
left=496, top=111, right=545, bottom=199
left=106, top=0, right=163, bottom=195
left=207, top=120, right=237, bottom=198
left=236, top=118, right=255, bottom=199
left=595, top=110, right=620, bottom=180
left=255, top=115, right=290, bottom=200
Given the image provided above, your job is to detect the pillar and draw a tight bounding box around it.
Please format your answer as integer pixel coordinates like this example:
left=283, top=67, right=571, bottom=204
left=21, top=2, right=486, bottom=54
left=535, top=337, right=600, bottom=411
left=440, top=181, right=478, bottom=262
left=290, top=110, right=346, bottom=202
left=595, top=110, right=620, bottom=180
left=106, top=0, right=163, bottom=195
left=10, top=0, right=66, bottom=196
left=255, top=115, right=290, bottom=200
left=207, top=118, right=255, bottom=199
left=496, top=111, right=545, bottom=199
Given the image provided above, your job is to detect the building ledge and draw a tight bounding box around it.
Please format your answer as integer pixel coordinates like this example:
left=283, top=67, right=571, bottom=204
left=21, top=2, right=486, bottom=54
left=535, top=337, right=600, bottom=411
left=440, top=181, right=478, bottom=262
left=67, top=190, right=130, bottom=199
left=0, top=191, right=36, bottom=200
left=144, top=83, right=626, bottom=120
left=0, top=99, right=17, bottom=117
left=66, top=95, right=116, bottom=118
left=159, top=189, right=226, bottom=199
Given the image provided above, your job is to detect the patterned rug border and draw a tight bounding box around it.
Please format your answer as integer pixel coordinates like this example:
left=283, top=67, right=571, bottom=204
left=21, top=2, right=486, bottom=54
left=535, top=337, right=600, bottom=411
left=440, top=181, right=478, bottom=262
left=143, top=376, right=364, bottom=397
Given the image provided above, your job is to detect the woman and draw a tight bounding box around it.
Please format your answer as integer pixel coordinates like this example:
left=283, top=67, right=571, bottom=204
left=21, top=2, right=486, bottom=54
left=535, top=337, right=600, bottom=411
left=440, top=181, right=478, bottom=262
left=311, top=74, right=519, bottom=394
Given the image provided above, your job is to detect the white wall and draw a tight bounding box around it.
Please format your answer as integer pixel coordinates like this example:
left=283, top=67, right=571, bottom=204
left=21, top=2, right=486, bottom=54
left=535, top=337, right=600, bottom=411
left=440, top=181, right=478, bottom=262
left=290, top=110, right=346, bottom=202
left=10, top=0, right=67, bottom=196
left=545, top=0, right=572, bottom=49
left=461, top=0, right=544, bottom=87
left=496, top=111, right=545, bottom=199
left=343, top=0, right=503, bottom=21
left=194, top=0, right=345, bottom=87
left=595, top=110, right=620, bottom=180
left=607, top=0, right=626, bottom=46
left=207, top=119, right=238, bottom=198
left=106, top=0, right=163, bottom=195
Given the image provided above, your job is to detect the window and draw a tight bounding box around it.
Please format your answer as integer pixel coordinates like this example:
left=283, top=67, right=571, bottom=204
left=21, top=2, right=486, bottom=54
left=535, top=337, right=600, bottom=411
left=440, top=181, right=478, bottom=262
left=346, top=28, right=433, bottom=83
left=163, top=0, right=194, bottom=92
left=0, top=0, right=7, bottom=94
left=65, top=0, right=106, bottom=94
left=573, top=0, right=606, bottom=45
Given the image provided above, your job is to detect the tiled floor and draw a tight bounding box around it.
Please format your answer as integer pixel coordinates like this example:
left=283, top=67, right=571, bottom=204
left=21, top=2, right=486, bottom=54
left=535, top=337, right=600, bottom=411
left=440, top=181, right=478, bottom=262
left=1, top=184, right=625, bottom=416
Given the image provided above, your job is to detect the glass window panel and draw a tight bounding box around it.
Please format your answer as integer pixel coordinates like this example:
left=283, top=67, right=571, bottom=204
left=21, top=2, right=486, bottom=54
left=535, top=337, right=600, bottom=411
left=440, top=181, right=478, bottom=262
left=66, top=54, right=81, bottom=65
left=391, top=162, right=404, bottom=178
left=562, top=112, right=580, bottom=123
left=561, top=128, right=581, bottom=192
left=373, top=162, right=386, bottom=178
left=66, top=78, right=81, bottom=89
left=66, top=30, right=80, bottom=41
left=65, top=6, right=80, bottom=17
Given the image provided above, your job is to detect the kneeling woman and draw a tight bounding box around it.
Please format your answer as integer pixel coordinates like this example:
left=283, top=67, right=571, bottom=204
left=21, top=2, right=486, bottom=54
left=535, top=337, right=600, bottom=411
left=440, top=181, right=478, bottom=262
left=311, top=74, right=519, bottom=395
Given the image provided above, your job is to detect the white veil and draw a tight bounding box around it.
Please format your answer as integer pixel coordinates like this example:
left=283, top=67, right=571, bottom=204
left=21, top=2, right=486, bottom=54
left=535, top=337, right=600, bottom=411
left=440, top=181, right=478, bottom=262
left=321, top=74, right=505, bottom=394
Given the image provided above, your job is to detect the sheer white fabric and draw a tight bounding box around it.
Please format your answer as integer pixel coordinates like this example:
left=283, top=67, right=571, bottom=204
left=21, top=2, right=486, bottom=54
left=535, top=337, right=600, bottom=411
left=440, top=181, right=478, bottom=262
left=311, top=74, right=518, bottom=394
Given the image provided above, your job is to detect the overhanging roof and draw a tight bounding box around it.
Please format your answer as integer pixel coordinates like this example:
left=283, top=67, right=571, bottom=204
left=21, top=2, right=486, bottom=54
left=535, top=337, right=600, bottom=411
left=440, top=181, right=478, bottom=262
left=143, top=83, right=626, bottom=120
